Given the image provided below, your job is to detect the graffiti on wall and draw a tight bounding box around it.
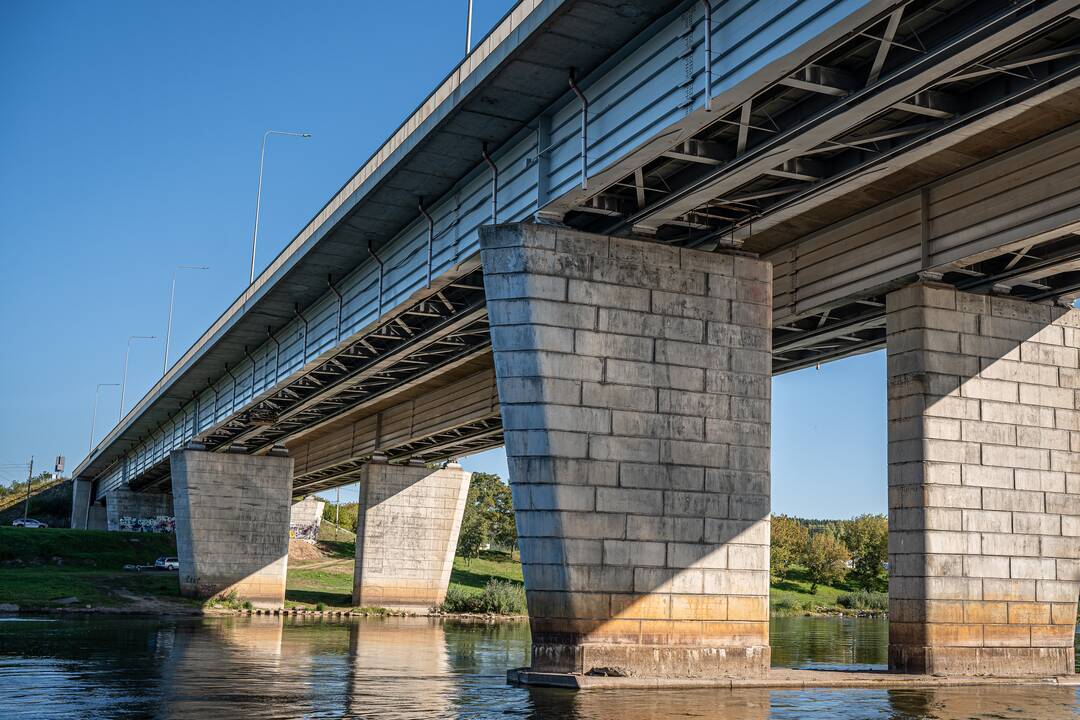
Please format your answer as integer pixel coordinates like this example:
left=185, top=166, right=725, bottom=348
left=120, top=515, right=176, bottom=534
left=289, top=522, right=319, bottom=542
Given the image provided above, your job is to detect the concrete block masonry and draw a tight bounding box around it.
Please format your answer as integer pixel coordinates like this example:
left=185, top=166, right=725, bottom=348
left=352, top=463, right=471, bottom=611
left=887, top=283, right=1080, bottom=676
left=171, top=449, right=294, bottom=609
left=481, top=223, right=771, bottom=679
left=104, top=486, right=173, bottom=532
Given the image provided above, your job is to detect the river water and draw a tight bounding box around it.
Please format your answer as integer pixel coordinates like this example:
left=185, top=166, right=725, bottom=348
left=0, top=614, right=1076, bottom=719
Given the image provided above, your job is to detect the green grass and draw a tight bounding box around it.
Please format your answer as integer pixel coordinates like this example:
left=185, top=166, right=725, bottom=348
left=449, top=551, right=523, bottom=596
left=0, top=526, right=177, bottom=569
left=286, top=567, right=354, bottom=608
left=769, top=566, right=875, bottom=614
left=282, top=546, right=525, bottom=611
left=0, top=567, right=192, bottom=609
left=0, top=527, right=192, bottom=610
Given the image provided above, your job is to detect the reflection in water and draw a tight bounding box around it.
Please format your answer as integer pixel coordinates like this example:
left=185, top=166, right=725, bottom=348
left=0, top=615, right=1076, bottom=719
left=770, top=615, right=888, bottom=669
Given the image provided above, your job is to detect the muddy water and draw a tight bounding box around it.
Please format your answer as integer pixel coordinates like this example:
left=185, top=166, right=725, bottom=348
left=0, top=614, right=1076, bottom=719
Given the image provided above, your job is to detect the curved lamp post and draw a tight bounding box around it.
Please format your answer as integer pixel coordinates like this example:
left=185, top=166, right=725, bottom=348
left=119, top=335, right=156, bottom=422
left=89, top=383, right=119, bottom=452
left=250, top=129, right=311, bottom=285
left=163, top=265, right=210, bottom=374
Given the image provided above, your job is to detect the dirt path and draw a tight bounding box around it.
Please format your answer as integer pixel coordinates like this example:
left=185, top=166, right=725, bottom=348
left=110, top=589, right=200, bottom=615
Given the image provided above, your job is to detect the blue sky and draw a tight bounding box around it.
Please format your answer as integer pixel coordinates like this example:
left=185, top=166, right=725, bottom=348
left=0, top=1, right=886, bottom=518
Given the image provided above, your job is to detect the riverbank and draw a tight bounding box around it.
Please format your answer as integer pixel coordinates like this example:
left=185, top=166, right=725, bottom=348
left=0, top=527, right=883, bottom=617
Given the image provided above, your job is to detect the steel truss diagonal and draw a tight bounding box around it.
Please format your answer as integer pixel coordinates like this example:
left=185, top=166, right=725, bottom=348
left=561, top=0, right=1080, bottom=248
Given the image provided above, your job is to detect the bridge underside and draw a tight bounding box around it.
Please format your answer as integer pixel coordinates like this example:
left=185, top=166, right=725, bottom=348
left=127, top=117, right=1080, bottom=499
left=74, top=0, right=1080, bottom=682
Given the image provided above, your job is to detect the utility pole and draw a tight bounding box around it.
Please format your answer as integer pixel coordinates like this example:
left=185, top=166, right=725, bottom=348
left=23, top=456, right=33, bottom=520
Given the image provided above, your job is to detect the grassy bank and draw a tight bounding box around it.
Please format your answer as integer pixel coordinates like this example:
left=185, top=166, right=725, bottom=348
left=284, top=542, right=526, bottom=613
left=770, top=566, right=887, bottom=615
left=0, top=527, right=875, bottom=616
left=0, top=526, right=197, bottom=611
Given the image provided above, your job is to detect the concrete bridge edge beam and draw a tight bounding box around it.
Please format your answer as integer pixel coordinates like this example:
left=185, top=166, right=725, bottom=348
left=480, top=222, right=773, bottom=679
left=886, top=281, right=1080, bottom=676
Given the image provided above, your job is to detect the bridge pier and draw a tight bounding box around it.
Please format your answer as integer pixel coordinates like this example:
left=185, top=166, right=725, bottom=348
left=171, top=449, right=294, bottom=608
left=104, top=486, right=173, bottom=531
left=352, top=463, right=471, bottom=611
left=480, top=223, right=772, bottom=678
left=70, top=479, right=107, bottom=530
left=887, top=282, right=1080, bottom=676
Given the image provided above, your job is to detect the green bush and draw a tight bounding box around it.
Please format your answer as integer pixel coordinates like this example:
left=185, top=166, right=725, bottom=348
left=772, top=596, right=797, bottom=611
left=440, top=579, right=526, bottom=614
left=837, top=590, right=888, bottom=611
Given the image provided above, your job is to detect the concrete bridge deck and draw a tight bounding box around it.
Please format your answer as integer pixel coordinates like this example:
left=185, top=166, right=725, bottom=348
left=69, top=0, right=1080, bottom=684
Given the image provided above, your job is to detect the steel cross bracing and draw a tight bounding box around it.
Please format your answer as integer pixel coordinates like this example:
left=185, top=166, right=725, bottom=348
left=771, top=237, right=1080, bottom=375
left=290, top=415, right=504, bottom=496
left=549, top=0, right=1080, bottom=375
left=130, top=270, right=492, bottom=491
left=562, top=0, right=1080, bottom=248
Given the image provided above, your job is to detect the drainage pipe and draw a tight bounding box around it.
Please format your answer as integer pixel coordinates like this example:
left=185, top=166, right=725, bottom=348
left=701, top=1, right=713, bottom=112
left=367, top=239, right=385, bottom=317
left=568, top=68, right=588, bottom=190
left=419, top=198, right=434, bottom=287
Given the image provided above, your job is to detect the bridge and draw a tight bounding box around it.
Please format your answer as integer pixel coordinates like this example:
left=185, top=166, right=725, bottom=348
left=72, top=0, right=1080, bottom=681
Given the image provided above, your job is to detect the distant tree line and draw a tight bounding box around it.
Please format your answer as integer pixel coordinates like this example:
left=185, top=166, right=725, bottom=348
left=0, top=471, right=55, bottom=503
left=771, top=514, right=888, bottom=593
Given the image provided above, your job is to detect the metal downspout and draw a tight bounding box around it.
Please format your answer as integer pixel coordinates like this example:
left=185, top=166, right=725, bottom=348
left=328, top=275, right=344, bottom=343
left=568, top=69, right=588, bottom=190
left=701, top=1, right=713, bottom=112
left=419, top=198, right=434, bottom=288
left=267, top=327, right=281, bottom=385
left=481, top=144, right=498, bottom=223
left=367, top=239, right=385, bottom=317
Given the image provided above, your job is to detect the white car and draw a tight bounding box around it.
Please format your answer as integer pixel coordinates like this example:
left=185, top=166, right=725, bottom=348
left=154, top=556, right=179, bottom=570
left=12, top=518, right=48, bottom=528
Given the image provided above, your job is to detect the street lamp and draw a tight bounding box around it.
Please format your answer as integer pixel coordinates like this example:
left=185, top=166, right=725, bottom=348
left=250, top=129, right=311, bottom=285
left=89, top=383, right=120, bottom=452
left=466, top=0, right=474, bottom=53
left=120, top=335, right=156, bottom=422
left=164, top=265, right=210, bottom=374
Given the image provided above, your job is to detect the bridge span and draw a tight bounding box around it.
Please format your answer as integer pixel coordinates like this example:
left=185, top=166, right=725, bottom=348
left=73, top=0, right=1080, bottom=681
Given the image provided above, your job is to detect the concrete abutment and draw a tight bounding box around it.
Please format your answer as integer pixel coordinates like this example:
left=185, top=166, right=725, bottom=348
left=481, top=223, right=772, bottom=679
left=171, top=449, right=294, bottom=609
left=886, top=282, right=1080, bottom=676
left=352, top=462, right=471, bottom=611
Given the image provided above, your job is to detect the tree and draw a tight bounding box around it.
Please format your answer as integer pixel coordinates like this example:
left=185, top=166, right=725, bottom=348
left=838, top=514, right=888, bottom=590
left=456, top=472, right=517, bottom=560
left=321, top=501, right=359, bottom=533
left=803, top=531, right=850, bottom=594
left=770, top=514, right=808, bottom=580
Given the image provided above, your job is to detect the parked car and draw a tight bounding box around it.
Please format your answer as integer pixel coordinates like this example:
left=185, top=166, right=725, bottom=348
left=154, top=556, right=179, bottom=570
left=12, top=518, right=48, bottom=528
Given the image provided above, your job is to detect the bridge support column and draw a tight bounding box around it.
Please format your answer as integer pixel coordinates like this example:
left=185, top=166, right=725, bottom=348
left=70, top=480, right=106, bottom=530
left=352, top=463, right=471, bottom=611
left=104, top=487, right=173, bottom=531
left=480, top=223, right=772, bottom=679
left=171, top=449, right=294, bottom=608
left=887, top=282, right=1080, bottom=676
